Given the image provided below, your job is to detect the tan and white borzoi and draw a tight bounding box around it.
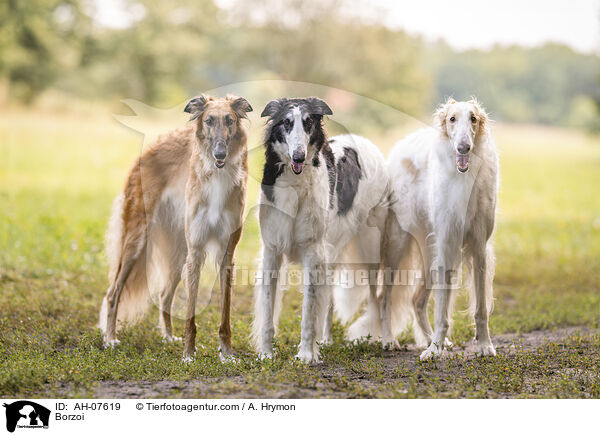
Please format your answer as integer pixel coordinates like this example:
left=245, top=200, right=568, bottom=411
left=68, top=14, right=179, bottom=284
left=342, top=98, right=498, bottom=360
left=98, top=94, right=253, bottom=361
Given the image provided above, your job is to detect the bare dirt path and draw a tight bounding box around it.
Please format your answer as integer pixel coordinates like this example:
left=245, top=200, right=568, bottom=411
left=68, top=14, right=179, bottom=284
left=56, top=327, right=600, bottom=399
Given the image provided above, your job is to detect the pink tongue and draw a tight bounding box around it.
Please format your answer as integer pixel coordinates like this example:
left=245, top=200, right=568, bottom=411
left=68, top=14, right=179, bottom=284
left=292, top=162, right=304, bottom=173
left=456, top=153, right=469, bottom=170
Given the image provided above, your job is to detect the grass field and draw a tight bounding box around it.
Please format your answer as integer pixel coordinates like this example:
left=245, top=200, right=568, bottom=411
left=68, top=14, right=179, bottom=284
left=1, top=108, right=599, bottom=398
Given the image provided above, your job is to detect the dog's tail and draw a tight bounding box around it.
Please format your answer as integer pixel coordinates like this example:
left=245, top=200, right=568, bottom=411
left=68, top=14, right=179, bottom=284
left=345, top=285, right=379, bottom=340
left=98, top=193, right=151, bottom=333
left=346, top=284, right=414, bottom=342
left=333, top=283, right=369, bottom=325
left=252, top=255, right=286, bottom=351
left=344, top=235, right=419, bottom=342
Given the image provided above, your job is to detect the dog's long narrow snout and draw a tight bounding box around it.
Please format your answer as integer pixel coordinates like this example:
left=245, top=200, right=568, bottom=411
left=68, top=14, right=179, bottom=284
left=214, top=141, right=227, bottom=159
left=455, top=137, right=471, bottom=173
left=290, top=147, right=306, bottom=175
left=213, top=138, right=227, bottom=168
left=292, top=148, right=306, bottom=163
left=457, top=142, right=471, bottom=154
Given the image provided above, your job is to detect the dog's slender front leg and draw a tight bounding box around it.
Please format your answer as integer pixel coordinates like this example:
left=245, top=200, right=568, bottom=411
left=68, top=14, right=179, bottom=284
left=420, top=252, right=455, bottom=360
left=473, top=244, right=496, bottom=356
left=218, top=228, right=242, bottom=357
left=297, top=260, right=327, bottom=363
left=258, top=247, right=281, bottom=359
left=183, top=247, right=205, bottom=361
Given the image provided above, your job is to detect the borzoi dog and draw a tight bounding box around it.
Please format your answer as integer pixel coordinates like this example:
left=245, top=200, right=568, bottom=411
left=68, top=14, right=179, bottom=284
left=346, top=97, right=498, bottom=359
left=98, top=94, right=253, bottom=360
left=254, top=97, right=390, bottom=363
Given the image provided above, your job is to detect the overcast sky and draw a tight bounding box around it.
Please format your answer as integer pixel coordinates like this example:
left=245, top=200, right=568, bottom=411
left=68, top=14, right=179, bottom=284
left=95, top=0, right=599, bottom=54
left=377, top=0, right=599, bottom=54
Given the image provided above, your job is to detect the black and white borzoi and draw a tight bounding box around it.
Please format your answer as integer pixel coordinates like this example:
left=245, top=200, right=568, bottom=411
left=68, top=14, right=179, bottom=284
left=253, top=97, right=390, bottom=363
left=342, top=97, right=498, bottom=359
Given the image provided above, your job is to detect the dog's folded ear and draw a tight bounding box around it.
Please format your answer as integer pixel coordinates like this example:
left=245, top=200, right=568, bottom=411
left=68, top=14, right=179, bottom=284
left=231, top=96, right=253, bottom=119
left=434, top=97, right=455, bottom=136
left=261, top=98, right=287, bottom=118
left=307, top=97, right=333, bottom=116
left=184, top=95, right=209, bottom=121
left=468, top=96, right=489, bottom=131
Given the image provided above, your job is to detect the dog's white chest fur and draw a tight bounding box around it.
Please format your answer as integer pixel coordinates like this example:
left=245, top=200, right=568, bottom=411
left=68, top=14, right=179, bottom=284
left=188, top=166, right=241, bottom=254
left=260, top=167, right=328, bottom=258
left=429, top=166, right=476, bottom=234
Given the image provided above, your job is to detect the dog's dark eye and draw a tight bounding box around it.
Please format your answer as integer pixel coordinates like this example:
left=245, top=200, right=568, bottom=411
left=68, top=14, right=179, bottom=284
left=449, top=116, right=456, bottom=123
left=205, top=117, right=213, bottom=126
left=225, top=116, right=234, bottom=126
left=283, top=118, right=292, bottom=129
left=304, top=117, right=313, bottom=130
left=471, top=116, right=477, bottom=123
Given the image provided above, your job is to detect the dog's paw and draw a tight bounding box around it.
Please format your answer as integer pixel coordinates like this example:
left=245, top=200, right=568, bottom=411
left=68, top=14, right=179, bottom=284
left=295, top=349, right=320, bottom=364
left=181, top=354, right=195, bottom=364
left=413, top=330, right=432, bottom=349
left=103, top=338, right=120, bottom=348
left=414, top=337, right=430, bottom=349
left=419, top=342, right=444, bottom=360
left=382, top=337, right=400, bottom=350
left=257, top=352, right=273, bottom=361
left=474, top=341, right=496, bottom=357
left=181, top=346, right=197, bottom=363
left=319, top=336, right=333, bottom=346
left=219, top=352, right=238, bottom=364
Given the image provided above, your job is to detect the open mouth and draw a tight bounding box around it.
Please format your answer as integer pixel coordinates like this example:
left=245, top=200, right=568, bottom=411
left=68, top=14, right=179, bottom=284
left=215, top=159, right=226, bottom=168
left=291, top=162, right=304, bottom=174
left=456, top=152, right=469, bottom=173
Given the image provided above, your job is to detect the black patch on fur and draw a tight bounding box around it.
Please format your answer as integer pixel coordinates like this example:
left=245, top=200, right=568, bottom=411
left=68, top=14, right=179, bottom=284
left=335, top=147, right=362, bottom=215
left=261, top=143, right=284, bottom=202
left=321, top=141, right=336, bottom=208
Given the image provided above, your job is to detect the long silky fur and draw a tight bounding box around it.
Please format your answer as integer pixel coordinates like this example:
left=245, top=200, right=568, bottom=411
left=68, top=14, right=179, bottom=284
left=99, top=193, right=151, bottom=332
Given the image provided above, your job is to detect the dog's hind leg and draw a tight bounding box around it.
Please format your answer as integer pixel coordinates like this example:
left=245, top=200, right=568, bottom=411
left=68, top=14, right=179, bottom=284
left=412, top=238, right=434, bottom=348
left=322, top=294, right=334, bottom=344
left=158, top=265, right=182, bottom=342
left=218, top=228, right=242, bottom=357
left=103, top=236, right=145, bottom=346
left=412, top=280, right=432, bottom=348
left=380, top=213, right=411, bottom=349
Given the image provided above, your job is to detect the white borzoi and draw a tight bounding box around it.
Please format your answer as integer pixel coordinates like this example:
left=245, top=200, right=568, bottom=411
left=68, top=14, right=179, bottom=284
left=254, top=97, right=390, bottom=363
left=344, top=97, right=498, bottom=359
left=98, top=94, right=253, bottom=360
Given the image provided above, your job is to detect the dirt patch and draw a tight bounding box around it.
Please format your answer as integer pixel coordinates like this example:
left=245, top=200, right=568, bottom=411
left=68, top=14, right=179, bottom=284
left=52, top=327, right=599, bottom=399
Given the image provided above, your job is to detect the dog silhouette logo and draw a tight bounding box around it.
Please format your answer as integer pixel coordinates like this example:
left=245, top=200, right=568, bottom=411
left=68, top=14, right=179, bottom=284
left=3, top=401, right=50, bottom=432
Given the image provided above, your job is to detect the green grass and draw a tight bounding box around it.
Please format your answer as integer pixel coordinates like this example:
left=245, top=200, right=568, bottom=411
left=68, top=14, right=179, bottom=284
left=1, top=109, right=599, bottom=398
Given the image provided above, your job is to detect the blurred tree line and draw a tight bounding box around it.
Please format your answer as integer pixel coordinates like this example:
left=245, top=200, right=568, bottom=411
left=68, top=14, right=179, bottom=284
left=0, top=0, right=598, bottom=129
left=426, top=42, right=600, bottom=130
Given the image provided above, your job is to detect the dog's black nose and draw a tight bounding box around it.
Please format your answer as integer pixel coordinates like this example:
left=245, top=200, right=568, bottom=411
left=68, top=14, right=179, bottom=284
left=214, top=150, right=227, bottom=160
left=292, top=151, right=306, bottom=163
left=457, top=143, right=471, bottom=154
